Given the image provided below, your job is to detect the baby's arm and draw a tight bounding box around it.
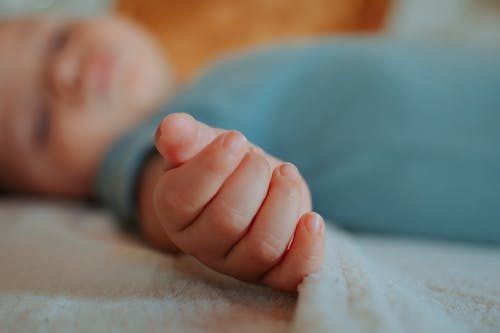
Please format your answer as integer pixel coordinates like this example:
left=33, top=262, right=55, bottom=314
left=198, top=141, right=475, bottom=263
left=135, top=113, right=324, bottom=291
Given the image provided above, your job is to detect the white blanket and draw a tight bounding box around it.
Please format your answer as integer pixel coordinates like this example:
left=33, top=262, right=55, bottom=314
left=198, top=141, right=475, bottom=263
left=1, top=199, right=499, bottom=332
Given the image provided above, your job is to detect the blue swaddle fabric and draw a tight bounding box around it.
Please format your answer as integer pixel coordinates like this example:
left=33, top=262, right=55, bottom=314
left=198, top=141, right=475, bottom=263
left=94, top=110, right=166, bottom=226
left=96, top=38, right=500, bottom=243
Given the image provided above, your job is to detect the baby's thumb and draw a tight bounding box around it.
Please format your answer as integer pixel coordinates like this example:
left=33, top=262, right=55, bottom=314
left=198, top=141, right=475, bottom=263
left=155, top=113, right=221, bottom=166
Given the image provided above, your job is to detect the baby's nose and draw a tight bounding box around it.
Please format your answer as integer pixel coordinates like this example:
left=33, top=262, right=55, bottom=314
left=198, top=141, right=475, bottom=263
left=48, top=53, right=80, bottom=102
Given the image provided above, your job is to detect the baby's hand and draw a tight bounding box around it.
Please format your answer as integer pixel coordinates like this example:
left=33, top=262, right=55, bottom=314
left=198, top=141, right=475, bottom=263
left=152, top=113, right=324, bottom=291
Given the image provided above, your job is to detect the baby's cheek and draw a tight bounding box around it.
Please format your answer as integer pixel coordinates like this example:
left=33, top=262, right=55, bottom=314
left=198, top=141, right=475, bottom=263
left=122, top=53, right=169, bottom=112
left=50, top=119, right=108, bottom=188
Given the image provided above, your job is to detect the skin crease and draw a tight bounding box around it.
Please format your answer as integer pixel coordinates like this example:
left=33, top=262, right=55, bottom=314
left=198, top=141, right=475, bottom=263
left=0, top=16, right=324, bottom=291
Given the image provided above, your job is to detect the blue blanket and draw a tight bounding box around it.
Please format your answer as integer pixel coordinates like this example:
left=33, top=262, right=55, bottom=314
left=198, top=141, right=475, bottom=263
left=97, top=38, right=500, bottom=243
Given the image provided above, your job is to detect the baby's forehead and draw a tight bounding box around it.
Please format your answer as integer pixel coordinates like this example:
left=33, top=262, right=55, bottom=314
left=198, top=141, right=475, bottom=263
left=0, top=19, right=37, bottom=64
left=0, top=17, right=41, bottom=43
left=0, top=17, right=66, bottom=61
left=0, top=18, right=54, bottom=97
left=0, top=20, right=42, bottom=166
left=0, top=16, right=54, bottom=33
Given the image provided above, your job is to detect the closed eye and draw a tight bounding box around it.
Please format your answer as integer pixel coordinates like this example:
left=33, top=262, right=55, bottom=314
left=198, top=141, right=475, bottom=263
left=33, top=24, right=71, bottom=148
left=47, top=24, right=72, bottom=55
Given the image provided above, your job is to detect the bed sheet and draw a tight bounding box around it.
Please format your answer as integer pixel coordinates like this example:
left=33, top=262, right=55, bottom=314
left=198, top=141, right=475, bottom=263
left=0, top=199, right=499, bottom=333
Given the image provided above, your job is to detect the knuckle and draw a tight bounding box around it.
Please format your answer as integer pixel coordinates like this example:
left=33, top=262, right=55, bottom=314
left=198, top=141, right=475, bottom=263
left=154, top=178, right=197, bottom=229
left=202, top=151, right=233, bottom=177
left=248, top=233, right=285, bottom=266
left=209, top=201, right=248, bottom=235
left=248, top=152, right=271, bottom=177
left=297, top=251, right=323, bottom=268
left=165, top=190, right=197, bottom=218
left=275, top=177, right=301, bottom=200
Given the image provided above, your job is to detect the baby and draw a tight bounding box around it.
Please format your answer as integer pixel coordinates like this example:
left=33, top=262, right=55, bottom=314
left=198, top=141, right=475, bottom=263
left=0, top=15, right=324, bottom=291
left=1, top=14, right=500, bottom=293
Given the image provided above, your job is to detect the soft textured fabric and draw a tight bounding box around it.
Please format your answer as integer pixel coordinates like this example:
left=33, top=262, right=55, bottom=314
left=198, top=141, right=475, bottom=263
left=95, top=110, right=165, bottom=225
left=96, top=38, right=500, bottom=242
left=1, top=199, right=499, bottom=333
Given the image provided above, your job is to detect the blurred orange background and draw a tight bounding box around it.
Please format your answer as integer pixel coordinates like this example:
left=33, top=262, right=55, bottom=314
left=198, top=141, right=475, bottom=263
left=117, top=0, right=391, bottom=81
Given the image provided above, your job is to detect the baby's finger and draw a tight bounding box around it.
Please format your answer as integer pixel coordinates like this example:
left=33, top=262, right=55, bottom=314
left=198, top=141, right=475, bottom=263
left=155, top=113, right=222, bottom=166
left=153, top=131, right=248, bottom=234
left=222, top=163, right=302, bottom=280
left=177, top=152, right=271, bottom=261
left=262, top=212, right=324, bottom=291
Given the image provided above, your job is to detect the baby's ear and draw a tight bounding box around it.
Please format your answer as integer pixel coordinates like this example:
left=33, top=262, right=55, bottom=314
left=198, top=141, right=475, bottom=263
left=154, top=112, right=220, bottom=166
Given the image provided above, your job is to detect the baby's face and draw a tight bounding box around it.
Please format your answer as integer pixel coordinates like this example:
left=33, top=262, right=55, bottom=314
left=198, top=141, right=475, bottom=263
left=0, top=16, right=171, bottom=196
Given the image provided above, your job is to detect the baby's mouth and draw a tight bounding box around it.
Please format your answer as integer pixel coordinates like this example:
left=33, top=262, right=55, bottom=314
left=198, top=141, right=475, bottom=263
left=55, top=51, right=118, bottom=106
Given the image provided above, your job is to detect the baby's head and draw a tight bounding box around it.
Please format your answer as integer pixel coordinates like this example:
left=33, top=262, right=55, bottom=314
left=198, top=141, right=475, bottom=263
left=0, top=15, right=171, bottom=197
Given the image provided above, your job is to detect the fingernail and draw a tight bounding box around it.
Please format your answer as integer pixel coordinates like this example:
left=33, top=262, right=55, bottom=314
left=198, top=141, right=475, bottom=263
left=154, top=125, right=162, bottom=143
left=305, top=213, right=323, bottom=234
left=221, top=131, right=246, bottom=154
left=279, top=163, right=300, bottom=180
left=165, top=113, right=194, bottom=137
